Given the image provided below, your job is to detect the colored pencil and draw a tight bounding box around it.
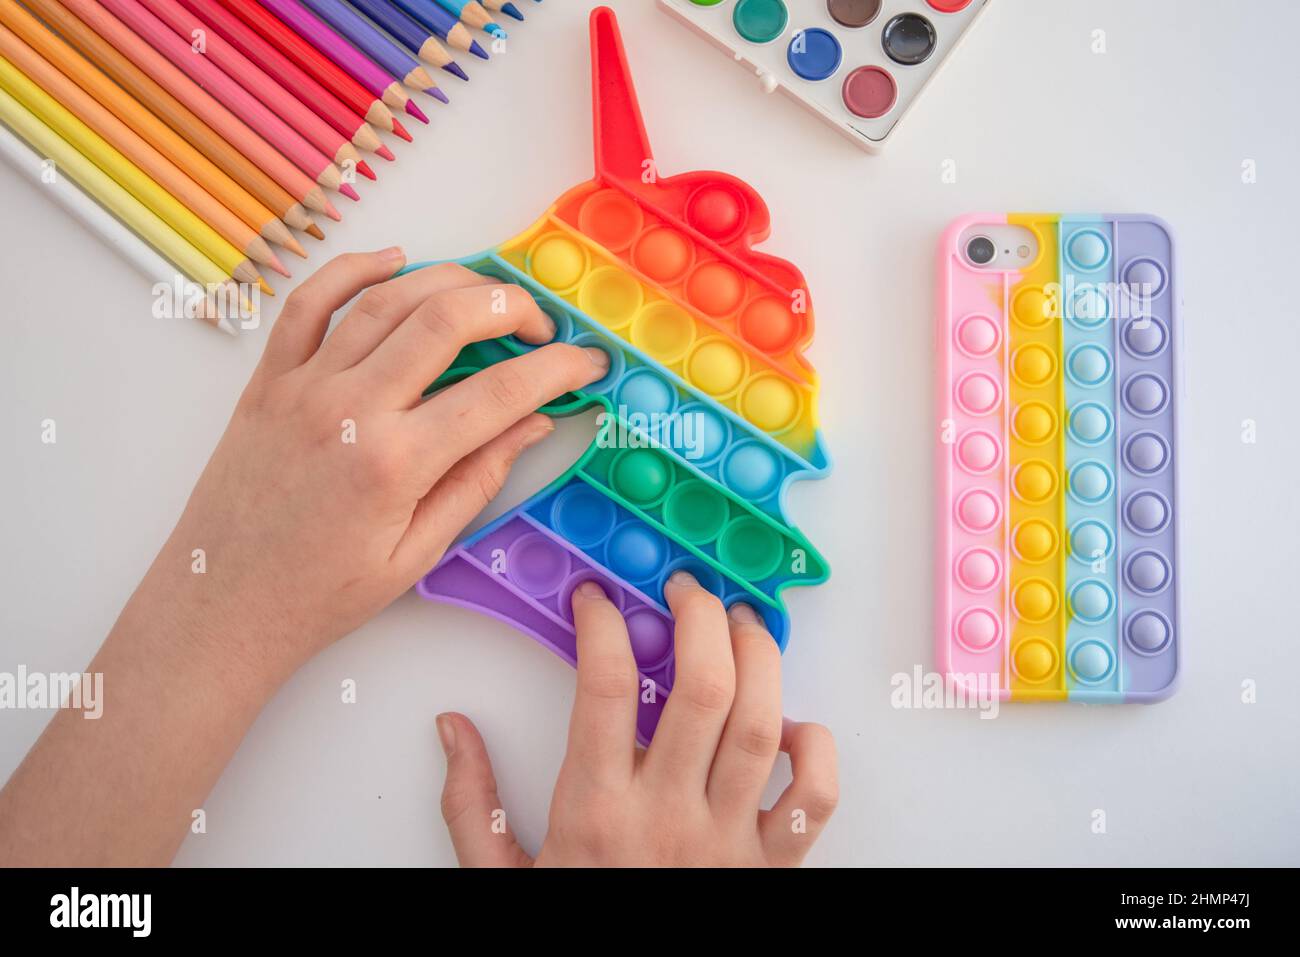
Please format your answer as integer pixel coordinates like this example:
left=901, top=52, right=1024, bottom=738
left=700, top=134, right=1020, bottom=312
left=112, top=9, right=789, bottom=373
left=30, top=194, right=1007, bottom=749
left=479, top=0, right=522, bottom=21
left=435, top=0, right=504, bottom=39
left=389, top=0, right=487, bottom=59
left=0, top=86, right=245, bottom=333
left=0, top=0, right=305, bottom=255
left=20, top=0, right=322, bottom=238
left=0, top=24, right=288, bottom=276
left=55, top=0, right=340, bottom=219
left=344, top=0, right=467, bottom=80
left=0, top=120, right=237, bottom=330
left=95, top=0, right=355, bottom=200
left=258, top=0, right=428, bottom=123
left=219, top=0, right=404, bottom=135
left=174, top=0, right=391, bottom=156
left=298, top=0, right=444, bottom=102
left=0, top=54, right=273, bottom=293
left=137, top=0, right=374, bottom=182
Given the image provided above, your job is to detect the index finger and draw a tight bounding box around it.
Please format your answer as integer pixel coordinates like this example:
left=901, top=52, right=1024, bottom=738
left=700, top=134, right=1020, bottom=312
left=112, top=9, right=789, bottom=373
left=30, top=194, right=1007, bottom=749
left=565, top=581, right=639, bottom=785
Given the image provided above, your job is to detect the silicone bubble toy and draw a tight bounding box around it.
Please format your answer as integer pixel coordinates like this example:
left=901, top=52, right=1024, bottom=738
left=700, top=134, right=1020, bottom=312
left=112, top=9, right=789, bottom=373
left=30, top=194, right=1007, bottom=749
left=410, top=7, right=830, bottom=743
left=937, top=214, right=1179, bottom=702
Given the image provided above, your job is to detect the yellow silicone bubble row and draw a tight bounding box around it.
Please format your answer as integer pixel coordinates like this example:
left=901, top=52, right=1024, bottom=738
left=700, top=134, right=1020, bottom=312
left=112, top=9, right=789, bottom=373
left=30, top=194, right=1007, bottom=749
left=1006, top=215, right=1068, bottom=700
left=499, top=220, right=819, bottom=457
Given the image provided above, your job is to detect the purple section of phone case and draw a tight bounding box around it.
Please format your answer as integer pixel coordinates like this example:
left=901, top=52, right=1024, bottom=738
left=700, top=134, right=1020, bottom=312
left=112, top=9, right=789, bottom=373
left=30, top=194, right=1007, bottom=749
left=1112, top=216, right=1179, bottom=700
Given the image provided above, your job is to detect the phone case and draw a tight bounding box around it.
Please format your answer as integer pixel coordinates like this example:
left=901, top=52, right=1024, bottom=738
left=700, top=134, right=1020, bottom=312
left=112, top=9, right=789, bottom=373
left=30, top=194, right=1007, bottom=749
left=936, top=214, right=1180, bottom=702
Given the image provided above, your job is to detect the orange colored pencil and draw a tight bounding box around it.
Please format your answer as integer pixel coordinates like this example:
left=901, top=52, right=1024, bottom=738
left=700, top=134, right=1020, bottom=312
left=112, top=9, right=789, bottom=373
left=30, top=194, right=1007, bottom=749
left=0, top=0, right=303, bottom=255
left=20, top=0, right=323, bottom=238
left=0, top=24, right=289, bottom=275
left=56, top=0, right=340, bottom=220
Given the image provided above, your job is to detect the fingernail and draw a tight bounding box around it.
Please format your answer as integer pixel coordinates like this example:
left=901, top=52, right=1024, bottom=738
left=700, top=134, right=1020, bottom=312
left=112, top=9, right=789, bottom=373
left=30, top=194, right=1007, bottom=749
left=540, top=313, right=557, bottom=339
left=574, top=579, right=608, bottom=600
left=668, top=569, right=697, bottom=587
left=728, top=602, right=761, bottom=625
left=377, top=245, right=405, bottom=263
left=435, top=713, right=456, bottom=757
left=584, top=346, right=610, bottom=371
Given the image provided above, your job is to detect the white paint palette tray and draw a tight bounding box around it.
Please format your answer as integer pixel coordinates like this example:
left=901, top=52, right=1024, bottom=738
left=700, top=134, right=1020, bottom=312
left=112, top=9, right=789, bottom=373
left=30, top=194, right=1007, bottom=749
left=658, top=0, right=992, bottom=152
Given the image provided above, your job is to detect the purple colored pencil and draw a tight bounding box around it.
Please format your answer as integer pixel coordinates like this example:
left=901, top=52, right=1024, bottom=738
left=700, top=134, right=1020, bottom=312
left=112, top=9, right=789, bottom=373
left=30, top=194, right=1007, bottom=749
left=257, top=0, right=431, bottom=121
left=343, top=0, right=469, bottom=80
left=298, top=0, right=448, bottom=101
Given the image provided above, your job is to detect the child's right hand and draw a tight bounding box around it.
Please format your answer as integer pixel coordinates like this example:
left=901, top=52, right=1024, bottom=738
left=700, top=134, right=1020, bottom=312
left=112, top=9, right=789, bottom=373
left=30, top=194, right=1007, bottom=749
left=436, top=571, right=838, bottom=867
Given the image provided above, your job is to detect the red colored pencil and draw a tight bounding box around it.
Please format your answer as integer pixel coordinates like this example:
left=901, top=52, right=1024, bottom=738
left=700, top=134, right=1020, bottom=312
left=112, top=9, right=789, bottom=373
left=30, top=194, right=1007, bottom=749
left=218, top=0, right=404, bottom=136
left=175, top=0, right=392, bottom=157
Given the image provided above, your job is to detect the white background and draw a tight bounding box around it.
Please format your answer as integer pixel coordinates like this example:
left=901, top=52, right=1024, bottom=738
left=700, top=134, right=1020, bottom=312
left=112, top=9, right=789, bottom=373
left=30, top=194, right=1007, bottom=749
left=2, top=0, right=1298, bottom=866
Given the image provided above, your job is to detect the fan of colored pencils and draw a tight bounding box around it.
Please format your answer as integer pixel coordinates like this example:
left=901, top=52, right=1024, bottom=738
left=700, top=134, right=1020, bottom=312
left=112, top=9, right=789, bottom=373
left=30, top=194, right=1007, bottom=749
left=0, top=0, right=538, bottom=335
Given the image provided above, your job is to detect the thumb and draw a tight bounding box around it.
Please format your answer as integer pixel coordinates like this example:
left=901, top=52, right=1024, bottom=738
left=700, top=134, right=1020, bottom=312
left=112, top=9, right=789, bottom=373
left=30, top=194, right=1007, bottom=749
left=436, top=712, right=533, bottom=867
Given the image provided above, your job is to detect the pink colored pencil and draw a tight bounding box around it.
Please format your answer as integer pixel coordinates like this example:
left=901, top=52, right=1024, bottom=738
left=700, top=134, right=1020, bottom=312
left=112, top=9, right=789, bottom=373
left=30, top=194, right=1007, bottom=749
left=136, top=0, right=374, bottom=180
left=56, top=0, right=340, bottom=217
left=92, top=0, right=357, bottom=199
left=257, top=0, right=429, bottom=124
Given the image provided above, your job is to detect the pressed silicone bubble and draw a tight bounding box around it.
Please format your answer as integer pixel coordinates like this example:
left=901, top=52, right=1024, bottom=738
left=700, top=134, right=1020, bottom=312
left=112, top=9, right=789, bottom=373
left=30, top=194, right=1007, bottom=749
left=578, top=266, right=643, bottom=329
left=630, top=301, right=696, bottom=365
left=659, top=555, right=726, bottom=600
left=551, top=483, right=618, bottom=547
left=717, top=516, right=785, bottom=581
left=569, top=334, right=623, bottom=393
left=558, top=571, right=625, bottom=623
left=577, top=189, right=643, bottom=252
left=739, top=296, right=803, bottom=353
left=663, top=479, right=730, bottom=544
left=626, top=607, right=673, bottom=669
left=610, top=448, right=674, bottom=507
left=506, top=532, right=571, bottom=597
left=529, top=233, right=589, bottom=292
left=686, top=337, right=748, bottom=397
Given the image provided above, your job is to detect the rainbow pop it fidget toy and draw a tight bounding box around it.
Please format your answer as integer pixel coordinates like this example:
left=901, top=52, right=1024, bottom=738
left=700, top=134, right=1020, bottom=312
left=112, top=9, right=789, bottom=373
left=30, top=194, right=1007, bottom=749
left=937, top=214, right=1179, bottom=702
left=410, top=7, right=830, bottom=743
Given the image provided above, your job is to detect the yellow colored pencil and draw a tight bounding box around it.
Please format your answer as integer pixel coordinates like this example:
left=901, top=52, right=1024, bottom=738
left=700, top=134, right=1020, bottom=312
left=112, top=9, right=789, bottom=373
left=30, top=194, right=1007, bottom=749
left=0, top=54, right=272, bottom=294
left=0, top=85, right=252, bottom=333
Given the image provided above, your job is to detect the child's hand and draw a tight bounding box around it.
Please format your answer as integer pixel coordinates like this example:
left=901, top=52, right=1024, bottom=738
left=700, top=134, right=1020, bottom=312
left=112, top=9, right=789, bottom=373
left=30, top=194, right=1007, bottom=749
left=147, top=248, right=610, bottom=674
left=437, top=572, right=838, bottom=867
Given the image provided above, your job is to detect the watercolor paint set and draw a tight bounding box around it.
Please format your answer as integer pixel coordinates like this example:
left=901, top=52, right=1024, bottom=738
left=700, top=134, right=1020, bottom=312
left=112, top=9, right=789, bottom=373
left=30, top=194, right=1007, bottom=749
left=936, top=214, right=1180, bottom=702
left=413, top=8, right=830, bottom=743
left=657, top=0, right=991, bottom=152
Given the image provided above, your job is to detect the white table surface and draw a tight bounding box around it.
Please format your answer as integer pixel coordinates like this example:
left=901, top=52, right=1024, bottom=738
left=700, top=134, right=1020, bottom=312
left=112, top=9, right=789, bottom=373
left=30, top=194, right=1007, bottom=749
left=2, top=0, right=1297, bottom=867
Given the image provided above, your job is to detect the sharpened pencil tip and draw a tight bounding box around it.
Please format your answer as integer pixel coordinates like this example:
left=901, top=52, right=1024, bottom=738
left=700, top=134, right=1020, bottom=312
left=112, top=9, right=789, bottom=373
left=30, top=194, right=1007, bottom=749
left=269, top=254, right=291, bottom=278
left=306, top=223, right=326, bottom=240
left=258, top=278, right=275, bottom=296
left=406, top=100, right=429, bottom=123
left=324, top=199, right=342, bottom=221
left=340, top=183, right=361, bottom=202
left=357, top=160, right=377, bottom=180
left=485, top=24, right=507, bottom=39
left=392, top=119, right=413, bottom=141
left=376, top=145, right=396, bottom=161
left=445, top=61, right=469, bottom=81
left=285, top=236, right=308, bottom=258
left=427, top=86, right=449, bottom=104
left=503, top=2, right=523, bottom=20
left=470, top=40, right=489, bottom=60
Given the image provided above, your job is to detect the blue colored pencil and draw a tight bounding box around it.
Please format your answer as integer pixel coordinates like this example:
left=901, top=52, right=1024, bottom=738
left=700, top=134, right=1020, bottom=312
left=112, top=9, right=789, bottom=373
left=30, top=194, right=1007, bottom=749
left=435, top=0, right=506, bottom=38
left=389, top=0, right=489, bottom=58
left=296, top=0, right=448, bottom=100
left=479, top=0, right=522, bottom=21
left=344, top=0, right=469, bottom=79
